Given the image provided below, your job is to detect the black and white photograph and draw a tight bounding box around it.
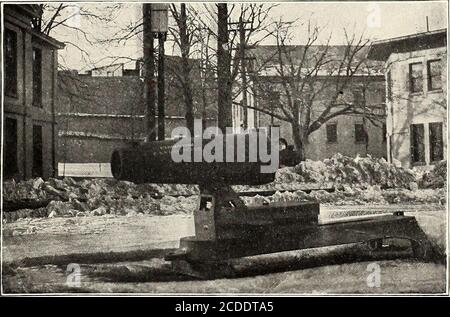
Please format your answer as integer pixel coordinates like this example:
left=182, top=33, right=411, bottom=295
left=0, top=0, right=448, bottom=297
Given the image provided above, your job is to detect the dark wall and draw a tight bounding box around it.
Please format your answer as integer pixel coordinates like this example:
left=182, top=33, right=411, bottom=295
left=3, top=8, right=59, bottom=180
left=56, top=66, right=218, bottom=164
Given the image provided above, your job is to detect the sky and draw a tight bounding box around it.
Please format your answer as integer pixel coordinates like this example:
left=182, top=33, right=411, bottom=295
left=50, top=1, right=448, bottom=71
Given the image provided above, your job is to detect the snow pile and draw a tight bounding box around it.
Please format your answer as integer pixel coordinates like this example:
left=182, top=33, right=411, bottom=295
left=2, top=177, right=199, bottom=203
left=420, top=160, right=447, bottom=189
left=292, top=154, right=418, bottom=189
left=3, top=177, right=198, bottom=220
left=242, top=186, right=446, bottom=206
left=237, top=154, right=421, bottom=192
left=3, top=177, right=157, bottom=202
left=2, top=156, right=446, bottom=222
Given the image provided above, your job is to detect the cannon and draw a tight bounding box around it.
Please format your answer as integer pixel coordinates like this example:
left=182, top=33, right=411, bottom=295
left=111, top=133, right=433, bottom=278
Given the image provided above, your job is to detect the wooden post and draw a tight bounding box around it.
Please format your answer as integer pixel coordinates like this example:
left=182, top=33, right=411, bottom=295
left=217, top=3, right=232, bottom=132
left=157, top=33, right=166, bottom=140
left=239, top=17, right=248, bottom=129
left=143, top=3, right=156, bottom=141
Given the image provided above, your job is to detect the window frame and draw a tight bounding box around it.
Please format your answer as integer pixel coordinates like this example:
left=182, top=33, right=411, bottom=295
left=386, top=70, right=393, bottom=102
left=409, top=62, right=423, bottom=94
left=32, top=124, right=44, bottom=178
left=354, top=123, right=367, bottom=144
left=410, top=123, right=426, bottom=165
left=429, top=122, right=444, bottom=163
left=4, top=28, right=18, bottom=98
left=32, top=46, right=43, bottom=107
left=427, top=59, right=442, bottom=92
left=326, top=123, right=338, bottom=144
left=4, top=117, right=19, bottom=178
left=352, top=88, right=364, bottom=107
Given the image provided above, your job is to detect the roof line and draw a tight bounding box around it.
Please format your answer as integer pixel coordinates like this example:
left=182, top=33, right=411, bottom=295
left=4, top=14, right=65, bottom=49
left=89, top=62, right=125, bottom=71
left=370, top=28, right=447, bottom=46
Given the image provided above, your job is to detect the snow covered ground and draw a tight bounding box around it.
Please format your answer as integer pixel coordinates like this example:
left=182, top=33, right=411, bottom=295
left=2, top=204, right=446, bottom=294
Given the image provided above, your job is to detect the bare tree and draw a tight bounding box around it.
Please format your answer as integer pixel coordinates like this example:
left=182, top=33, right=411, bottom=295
left=251, top=21, right=385, bottom=160
left=189, top=3, right=277, bottom=101
left=32, top=3, right=120, bottom=68
left=168, top=3, right=199, bottom=134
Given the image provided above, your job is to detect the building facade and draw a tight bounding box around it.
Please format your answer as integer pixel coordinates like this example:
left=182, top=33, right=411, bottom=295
left=56, top=56, right=217, bottom=166
left=368, top=29, right=447, bottom=168
left=3, top=4, right=64, bottom=180
left=233, top=45, right=387, bottom=161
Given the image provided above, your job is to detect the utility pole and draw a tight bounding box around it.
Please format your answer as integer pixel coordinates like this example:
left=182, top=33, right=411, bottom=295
left=229, top=16, right=255, bottom=130
left=157, top=32, right=166, bottom=140
left=239, top=16, right=248, bottom=129
left=153, top=3, right=168, bottom=141
left=217, top=3, right=232, bottom=131
left=200, top=27, right=211, bottom=133
left=143, top=3, right=156, bottom=141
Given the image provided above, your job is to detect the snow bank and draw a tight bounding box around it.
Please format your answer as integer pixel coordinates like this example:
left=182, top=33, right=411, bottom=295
left=2, top=157, right=446, bottom=222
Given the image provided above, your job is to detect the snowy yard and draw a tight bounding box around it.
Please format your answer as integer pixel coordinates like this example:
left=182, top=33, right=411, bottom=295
left=2, top=204, right=446, bottom=294
left=2, top=156, right=447, bottom=294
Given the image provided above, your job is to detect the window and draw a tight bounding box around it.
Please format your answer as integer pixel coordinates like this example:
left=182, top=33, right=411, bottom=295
left=326, top=123, right=337, bottom=143
left=32, top=47, right=42, bottom=107
left=409, top=62, right=423, bottom=93
left=353, top=89, right=363, bottom=106
left=410, top=124, right=425, bottom=164
left=4, top=29, right=18, bottom=97
left=386, top=70, right=393, bottom=102
left=270, top=91, right=281, bottom=105
left=427, top=60, right=442, bottom=91
left=429, top=122, right=443, bottom=162
left=382, top=123, right=387, bottom=143
left=4, top=118, right=18, bottom=178
left=32, top=124, right=43, bottom=177
left=355, top=123, right=367, bottom=144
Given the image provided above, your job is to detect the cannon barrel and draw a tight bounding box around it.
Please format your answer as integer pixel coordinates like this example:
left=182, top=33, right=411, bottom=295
left=111, top=133, right=276, bottom=185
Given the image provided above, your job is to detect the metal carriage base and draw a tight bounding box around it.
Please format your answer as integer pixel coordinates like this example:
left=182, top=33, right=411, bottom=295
left=165, top=184, right=434, bottom=278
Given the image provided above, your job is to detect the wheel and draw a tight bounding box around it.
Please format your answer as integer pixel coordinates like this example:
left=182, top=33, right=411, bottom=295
left=367, top=239, right=383, bottom=251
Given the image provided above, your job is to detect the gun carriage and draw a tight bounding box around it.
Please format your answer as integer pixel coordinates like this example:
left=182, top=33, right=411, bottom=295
left=111, top=133, right=432, bottom=277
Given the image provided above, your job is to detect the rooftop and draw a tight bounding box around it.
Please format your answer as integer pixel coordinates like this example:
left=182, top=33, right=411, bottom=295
left=4, top=4, right=65, bottom=49
left=367, top=28, right=447, bottom=61
left=250, top=45, right=384, bottom=77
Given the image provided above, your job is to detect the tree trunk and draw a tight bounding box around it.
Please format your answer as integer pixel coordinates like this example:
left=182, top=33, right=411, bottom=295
left=217, top=3, right=232, bottom=131
left=184, top=87, right=195, bottom=135
left=291, top=123, right=306, bottom=162
left=177, top=3, right=195, bottom=135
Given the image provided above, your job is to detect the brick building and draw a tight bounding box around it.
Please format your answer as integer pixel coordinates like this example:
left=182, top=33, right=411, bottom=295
left=233, top=45, right=387, bottom=160
left=367, top=29, right=447, bottom=168
left=56, top=55, right=217, bottom=166
left=2, top=4, right=64, bottom=180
